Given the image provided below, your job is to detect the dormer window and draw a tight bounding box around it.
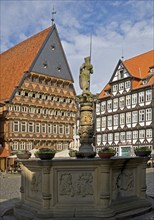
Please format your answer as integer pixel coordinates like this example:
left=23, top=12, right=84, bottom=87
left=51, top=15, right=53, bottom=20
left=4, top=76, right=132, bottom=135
left=142, top=79, right=148, bottom=85
left=57, top=65, right=61, bottom=72
left=149, top=66, right=154, bottom=73
left=43, top=63, right=47, bottom=69
left=50, top=44, right=55, bottom=51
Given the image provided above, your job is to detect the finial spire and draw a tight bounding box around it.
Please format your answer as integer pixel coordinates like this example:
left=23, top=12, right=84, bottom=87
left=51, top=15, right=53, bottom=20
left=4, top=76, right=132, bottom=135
left=121, top=46, right=124, bottom=60
left=89, top=34, right=92, bottom=62
left=51, top=6, right=56, bottom=25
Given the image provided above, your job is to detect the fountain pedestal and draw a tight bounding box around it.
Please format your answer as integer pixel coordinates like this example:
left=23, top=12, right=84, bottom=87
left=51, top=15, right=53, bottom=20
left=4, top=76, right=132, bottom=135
left=14, top=157, right=151, bottom=220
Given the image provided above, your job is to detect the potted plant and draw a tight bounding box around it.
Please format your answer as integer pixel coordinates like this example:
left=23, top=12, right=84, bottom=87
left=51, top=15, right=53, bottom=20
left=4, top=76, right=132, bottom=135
left=36, top=148, right=56, bottom=160
left=69, top=149, right=77, bottom=157
left=98, top=147, right=116, bottom=159
left=134, top=146, right=151, bottom=157
left=17, top=150, right=31, bottom=159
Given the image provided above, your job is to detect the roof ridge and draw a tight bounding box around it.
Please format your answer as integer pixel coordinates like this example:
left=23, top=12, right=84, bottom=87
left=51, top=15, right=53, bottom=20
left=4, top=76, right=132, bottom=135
left=1, top=26, right=52, bottom=55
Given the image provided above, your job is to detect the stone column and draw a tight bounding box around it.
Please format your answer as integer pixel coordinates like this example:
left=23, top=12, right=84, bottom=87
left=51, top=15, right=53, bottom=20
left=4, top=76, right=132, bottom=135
left=42, top=166, right=51, bottom=209
left=99, top=163, right=111, bottom=208
left=140, top=158, right=148, bottom=199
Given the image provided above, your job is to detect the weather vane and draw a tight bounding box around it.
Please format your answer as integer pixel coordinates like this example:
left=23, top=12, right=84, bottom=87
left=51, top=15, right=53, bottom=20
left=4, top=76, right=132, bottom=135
left=51, top=6, right=56, bottom=25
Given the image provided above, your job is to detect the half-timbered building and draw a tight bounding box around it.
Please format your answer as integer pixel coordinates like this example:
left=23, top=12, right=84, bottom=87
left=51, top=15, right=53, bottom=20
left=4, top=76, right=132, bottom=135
left=95, top=50, right=154, bottom=156
left=0, top=24, right=77, bottom=170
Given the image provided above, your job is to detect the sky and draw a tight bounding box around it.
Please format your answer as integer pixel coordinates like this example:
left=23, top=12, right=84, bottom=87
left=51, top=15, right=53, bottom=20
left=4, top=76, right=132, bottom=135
left=0, top=0, right=154, bottom=94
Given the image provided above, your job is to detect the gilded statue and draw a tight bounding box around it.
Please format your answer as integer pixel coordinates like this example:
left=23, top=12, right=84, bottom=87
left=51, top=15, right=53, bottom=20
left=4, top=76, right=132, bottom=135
left=79, top=57, right=93, bottom=93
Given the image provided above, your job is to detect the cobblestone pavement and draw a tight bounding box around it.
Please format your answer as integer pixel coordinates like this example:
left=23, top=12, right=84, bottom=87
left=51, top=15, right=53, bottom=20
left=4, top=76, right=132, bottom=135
left=0, top=169, right=154, bottom=219
left=0, top=174, right=21, bottom=201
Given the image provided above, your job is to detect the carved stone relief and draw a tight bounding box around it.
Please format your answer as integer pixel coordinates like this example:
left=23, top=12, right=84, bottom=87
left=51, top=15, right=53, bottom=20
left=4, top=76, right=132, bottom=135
left=112, top=169, right=135, bottom=199
left=59, top=172, right=94, bottom=199
left=31, top=172, right=42, bottom=193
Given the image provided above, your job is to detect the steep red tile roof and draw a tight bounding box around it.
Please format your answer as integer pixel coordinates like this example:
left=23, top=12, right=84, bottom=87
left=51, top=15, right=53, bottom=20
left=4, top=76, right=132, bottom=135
left=0, top=27, right=51, bottom=101
left=99, top=84, right=111, bottom=99
left=99, top=50, right=154, bottom=99
left=123, top=50, right=154, bottom=78
left=0, top=147, right=9, bottom=158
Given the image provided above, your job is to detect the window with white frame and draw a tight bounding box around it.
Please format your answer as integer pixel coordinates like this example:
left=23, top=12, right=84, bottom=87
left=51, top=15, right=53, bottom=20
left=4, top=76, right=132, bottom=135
left=133, top=130, right=138, bottom=140
left=29, top=107, right=35, bottom=114
left=126, top=131, right=132, bottom=140
left=28, top=92, right=33, bottom=97
left=120, top=113, right=125, bottom=125
left=126, top=95, right=131, bottom=106
left=103, top=134, right=107, bottom=142
left=113, top=114, right=118, bottom=126
left=97, top=135, right=101, bottom=145
left=132, top=111, right=138, bottom=123
left=114, top=133, right=119, bottom=141
left=139, top=91, right=144, bottom=103
left=139, top=109, right=145, bottom=122
left=48, top=124, right=52, bottom=134
left=22, top=106, right=28, bottom=113
left=96, top=103, right=100, bottom=113
left=119, top=97, right=125, bottom=108
left=9, top=105, right=13, bottom=111
left=12, top=142, right=18, bottom=151
left=26, top=142, right=32, bottom=150
left=146, top=90, right=152, bottom=101
left=57, top=143, right=63, bottom=151
left=28, top=122, right=34, bottom=133
left=107, top=116, right=112, bottom=127
left=119, top=83, right=124, bottom=90
left=14, top=105, right=20, bottom=112
left=120, top=132, right=125, bottom=141
left=53, top=124, right=57, bottom=134
left=139, top=130, right=145, bottom=138
left=21, top=121, right=27, bottom=132
left=21, top=90, right=25, bottom=96
left=146, top=129, right=152, bottom=138
left=108, top=133, right=113, bottom=141
left=35, top=123, right=40, bottom=133
left=96, top=117, right=101, bottom=129
left=132, top=93, right=137, bottom=105
left=126, top=112, right=131, bottom=124
left=59, top=124, right=64, bottom=134
left=125, top=81, right=131, bottom=89
left=101, top=101, right=106, bottom=112
left=113, top=84, right=118, bottom=92
left=13, top=121, right=19, bottom=132
left=101, top=117, right=106, bottom=129
left=19, top=142, right=25, bottom=150
left=107, top=100, right=112, bottom=111
left=146, top=108, right=152, bottom=121
left=113, top=98, right=118, bottom=109
left=65, top=125, right=70, bottom=134
left=42, top=123, right=46, bottom=133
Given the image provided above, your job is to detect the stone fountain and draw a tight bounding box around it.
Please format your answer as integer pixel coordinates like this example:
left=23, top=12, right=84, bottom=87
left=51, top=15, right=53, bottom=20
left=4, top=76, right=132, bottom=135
left=13, top=57, right=152, bottom=220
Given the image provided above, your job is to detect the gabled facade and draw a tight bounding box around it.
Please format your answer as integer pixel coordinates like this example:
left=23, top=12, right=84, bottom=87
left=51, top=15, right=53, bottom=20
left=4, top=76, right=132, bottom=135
left=95, top=50, right=154, bottom=156
left=0, top=25, right=77, bottom=170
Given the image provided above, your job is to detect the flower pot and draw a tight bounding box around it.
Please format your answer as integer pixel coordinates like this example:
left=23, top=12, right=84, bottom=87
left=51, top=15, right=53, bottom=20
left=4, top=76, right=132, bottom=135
left=69, top=151, right=77, bottom=157
left=37, top=152, right=55, bottom=160
left=17, top=153, right=31, bottom=159
left=98, top=152, right=114, bottom=159
left=135, top=151, right=151, bottom=157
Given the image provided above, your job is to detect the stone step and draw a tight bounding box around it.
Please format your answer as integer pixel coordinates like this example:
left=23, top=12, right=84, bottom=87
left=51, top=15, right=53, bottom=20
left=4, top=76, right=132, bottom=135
left=3, top=215, right=17, bottom=220
left=0, top=199, right=20, bottom=217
